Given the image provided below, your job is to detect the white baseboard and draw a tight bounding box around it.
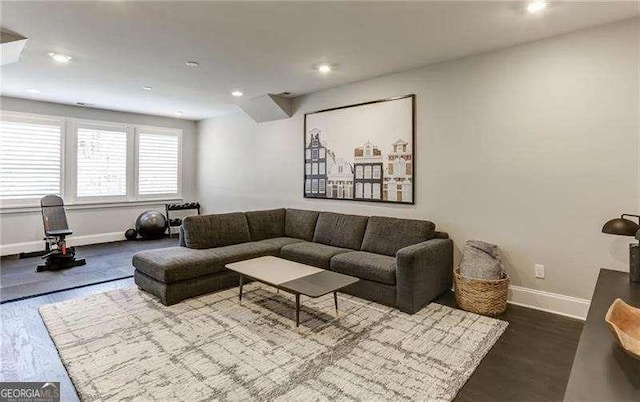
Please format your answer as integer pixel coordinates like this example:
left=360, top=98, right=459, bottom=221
left=508, top=285, right=590, bottom=321
left=0, top=232, right=125, bottom=256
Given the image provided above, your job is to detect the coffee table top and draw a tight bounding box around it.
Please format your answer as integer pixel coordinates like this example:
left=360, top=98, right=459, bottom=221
left=226, top=256, right=359, bottom=298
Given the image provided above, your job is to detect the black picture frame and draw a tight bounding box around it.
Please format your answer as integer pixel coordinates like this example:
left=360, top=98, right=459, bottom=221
left=303, top=94, right=416, bottom=205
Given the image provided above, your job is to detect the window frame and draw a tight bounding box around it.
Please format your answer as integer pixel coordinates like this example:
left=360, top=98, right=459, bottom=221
left=0, top=111, right=65, bottom=208
left=0, top=112, right=184, bottom=210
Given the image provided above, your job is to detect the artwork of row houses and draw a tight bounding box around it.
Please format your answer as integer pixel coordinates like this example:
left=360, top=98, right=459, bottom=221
left=303, top=95, right=415, bottom=204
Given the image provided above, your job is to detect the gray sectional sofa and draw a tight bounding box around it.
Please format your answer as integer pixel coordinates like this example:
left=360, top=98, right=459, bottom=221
left=132, top=208, right=453, bottom=314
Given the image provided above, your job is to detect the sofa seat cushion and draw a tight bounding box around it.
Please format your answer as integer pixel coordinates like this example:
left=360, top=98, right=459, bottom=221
left=245, top=208, right=285, bottom=241
left=361, top=216, right=436, bottom=257
left=133, top=243, right=277, bottom=283
left=330, top=251, right=397, bottom=285
left=280, top=242, right=350, bottom=269
left=313, top=212, right=369, bottom=250
left=255, top=237, right=306, bottom=250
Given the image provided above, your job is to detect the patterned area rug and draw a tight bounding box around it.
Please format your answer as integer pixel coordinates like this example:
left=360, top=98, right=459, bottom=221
left=40, top=284, right=507, bottom=401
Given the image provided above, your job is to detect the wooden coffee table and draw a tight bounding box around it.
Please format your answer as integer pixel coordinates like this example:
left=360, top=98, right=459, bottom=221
left=226, top=256, right=359, bottom=328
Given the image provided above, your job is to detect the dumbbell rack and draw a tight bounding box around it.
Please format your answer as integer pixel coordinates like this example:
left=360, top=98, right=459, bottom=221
left=165, top=202, right=201, bottom=238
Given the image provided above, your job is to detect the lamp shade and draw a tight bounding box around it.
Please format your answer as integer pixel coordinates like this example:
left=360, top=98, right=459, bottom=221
left=602, top=217, right=639, bottom=236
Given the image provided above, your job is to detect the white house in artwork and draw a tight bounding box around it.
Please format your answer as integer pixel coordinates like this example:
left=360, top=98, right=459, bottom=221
left=326, top=158, right=354, bottom=199
left=353, top=140, right=384, bottom=200
left=383, top=138, right=412, bottom=202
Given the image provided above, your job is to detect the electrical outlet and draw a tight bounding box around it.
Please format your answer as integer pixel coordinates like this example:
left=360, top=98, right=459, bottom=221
left=535, top=264, right=545, bottom=279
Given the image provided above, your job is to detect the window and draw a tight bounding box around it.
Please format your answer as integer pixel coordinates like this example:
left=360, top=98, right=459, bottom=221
left=76, top=126, right=127, bottom=197
left=305, top=163, right=311, bottom=175
left=138, top=131, right=179, bottom=195
left=319, top=179, right=326, bottom=193
left=311, top=179, right=318, bottom=193
left=320, top=148, right=326, bottom=159
left=1, top=112, right=183, bottom=208
left=311, top=149, right=319, bottom=160
left=319, top=162, right=325, bottom=175
left=312, top=163, right=318, bottom=175
left=305, top=179, right=311, bottom=193
left=373, top=165, right=381, bottom=179
left=355, top=165, right=363, bottom=179
left=364, top=183, right=372, bottom=198
left=364, top=166, right=372, bottom=179
left=373, top=183, right=381, bottom=199
left=355, top=182, right=363, bottom=198
left=0, top=116, right=62, bottom=202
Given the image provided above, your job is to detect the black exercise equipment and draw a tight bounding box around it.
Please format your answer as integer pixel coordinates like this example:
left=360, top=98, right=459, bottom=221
left=35, top=195, right=86, bottom=272
left=124, top=228, right=138, bottom=241
left=165, top=202, right=201, bottom=238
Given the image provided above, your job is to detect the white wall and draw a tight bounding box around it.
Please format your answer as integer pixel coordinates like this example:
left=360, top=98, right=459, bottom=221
left=0, top=97, right=198, bottom=253
left=197, top=18, right=639, bottom=304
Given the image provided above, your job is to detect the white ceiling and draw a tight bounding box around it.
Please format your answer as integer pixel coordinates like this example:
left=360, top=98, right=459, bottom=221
left=1, top=1, right=638, bottom=120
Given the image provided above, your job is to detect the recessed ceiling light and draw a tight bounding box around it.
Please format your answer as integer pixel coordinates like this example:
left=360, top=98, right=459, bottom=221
left=48, top=52, right=72, bottom=63
left=527, top=1, right=547, bottom=13
left=174, top=110, right=184, bottom=116
left=317, top=64, right=332, bottom=74
left=231, top=90, right=243, bottom=97
left=26, top=89, right=41, bottom=94
left=185, top=60, right=199, bottom=67
left=142, top=86, right=153, bottom=91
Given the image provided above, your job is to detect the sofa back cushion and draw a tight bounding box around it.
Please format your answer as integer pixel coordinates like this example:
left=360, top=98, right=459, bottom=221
left=313, top=212, right=369, bottom=250
left=361, top=216, right=436, bottom=256
left=285, top=209, right=320, bottom=241
left=182, top=212, right=251, bottom=249
left=245, top=208, right=286, bottom=241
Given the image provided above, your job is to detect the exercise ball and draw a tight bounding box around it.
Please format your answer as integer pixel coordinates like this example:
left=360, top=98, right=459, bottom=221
left=135, top=210, right=167, bottom=240
left=124, top=228, right=138, bottom=241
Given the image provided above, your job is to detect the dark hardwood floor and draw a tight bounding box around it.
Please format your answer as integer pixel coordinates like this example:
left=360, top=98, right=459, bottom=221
left=0, top=237, right=177, bottom=303
left=0, top=242, right=584, bottom=401
left=436, top=292, right=584, bottom=402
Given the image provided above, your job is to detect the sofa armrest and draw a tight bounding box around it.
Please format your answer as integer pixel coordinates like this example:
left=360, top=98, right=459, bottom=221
left=178, top=226, right=186, bottom=247
left=396, top=238, right=453, bottom=314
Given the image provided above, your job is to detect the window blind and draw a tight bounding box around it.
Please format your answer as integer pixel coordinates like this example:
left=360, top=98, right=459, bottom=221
left=76, top=127, right=127, bottom=197
left=0, top=119, right=62, bottom=200
left=138, top=133, right=179, bottom=195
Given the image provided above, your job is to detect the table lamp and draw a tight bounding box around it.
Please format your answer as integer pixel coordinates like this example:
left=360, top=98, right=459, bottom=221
left=602, top=214, right=640, bottom=283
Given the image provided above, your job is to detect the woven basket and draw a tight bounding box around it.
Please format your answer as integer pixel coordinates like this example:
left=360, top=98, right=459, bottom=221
left=454, top=268, right=509, bottom=316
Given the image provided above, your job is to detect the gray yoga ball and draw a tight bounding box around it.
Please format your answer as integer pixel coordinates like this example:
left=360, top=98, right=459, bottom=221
left=135, top=210, right=167, bottom=239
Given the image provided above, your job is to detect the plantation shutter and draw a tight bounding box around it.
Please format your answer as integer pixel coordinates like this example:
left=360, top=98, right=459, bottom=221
left=0, top=118, right=62, bottom=200
left=137, top=132, right=179, bottom=195
left=76, top=127, right=127, bottom=197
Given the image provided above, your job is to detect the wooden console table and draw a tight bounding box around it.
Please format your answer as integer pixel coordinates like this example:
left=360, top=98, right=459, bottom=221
left=564, top=269, right=640, bottom=401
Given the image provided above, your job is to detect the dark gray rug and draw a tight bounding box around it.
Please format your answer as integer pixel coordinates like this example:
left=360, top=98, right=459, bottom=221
left=0, top=238, right=176, bottom=303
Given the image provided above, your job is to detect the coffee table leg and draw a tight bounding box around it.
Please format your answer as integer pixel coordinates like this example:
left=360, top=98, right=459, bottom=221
left=295, top=293, right=300, bottom=328
left=239, top=274, right=243, bottom=303
left=334, top=291, right=339, bottom=317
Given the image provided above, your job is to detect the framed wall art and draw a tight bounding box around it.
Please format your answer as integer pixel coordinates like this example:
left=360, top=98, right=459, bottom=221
left=303, top=94, right=415, bottom=204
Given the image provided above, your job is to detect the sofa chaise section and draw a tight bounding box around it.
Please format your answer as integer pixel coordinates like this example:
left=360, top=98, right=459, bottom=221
left=133, top=212, right=279, bottom=305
